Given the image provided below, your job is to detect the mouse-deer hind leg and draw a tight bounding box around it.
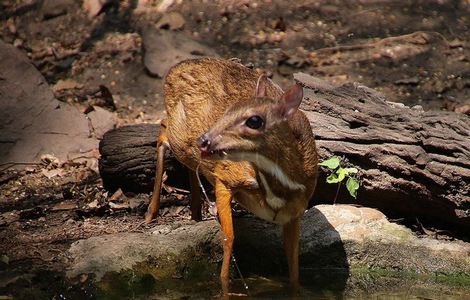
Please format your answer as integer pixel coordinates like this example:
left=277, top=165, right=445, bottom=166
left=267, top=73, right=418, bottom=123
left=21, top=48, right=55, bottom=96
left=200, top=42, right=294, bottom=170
left=145, top=120, right=169, bottom=224
left=188, top=170, right=203, bottom=221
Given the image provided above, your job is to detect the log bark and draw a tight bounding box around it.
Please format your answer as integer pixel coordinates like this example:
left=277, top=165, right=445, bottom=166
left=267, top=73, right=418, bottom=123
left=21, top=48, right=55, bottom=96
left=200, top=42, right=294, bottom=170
left=98, top=124, right=189, bottom=193
left=98, top=74, right=470, bottom=233
left=295, top=74, right=469, bottom=232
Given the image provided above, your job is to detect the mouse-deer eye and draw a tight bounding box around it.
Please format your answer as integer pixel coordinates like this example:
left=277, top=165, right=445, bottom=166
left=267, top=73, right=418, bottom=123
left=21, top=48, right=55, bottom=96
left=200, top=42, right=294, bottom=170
left=245, top=115, right=264, bottom=130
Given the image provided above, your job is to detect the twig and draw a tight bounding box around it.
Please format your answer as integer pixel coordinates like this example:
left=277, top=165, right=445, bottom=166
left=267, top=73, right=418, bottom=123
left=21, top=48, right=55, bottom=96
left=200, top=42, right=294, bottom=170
left=314, top=43, right=375, bottom=54
left=334, top=183, right=341, bottom=205
left=0, top=162, right=40, bottom=173
left=130, top=220, right=146, bottom=232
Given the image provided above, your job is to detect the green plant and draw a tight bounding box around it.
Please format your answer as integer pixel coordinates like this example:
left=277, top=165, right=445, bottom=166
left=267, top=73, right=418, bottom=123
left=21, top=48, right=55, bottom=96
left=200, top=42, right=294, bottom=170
left=318, top=156, right=360, bottom=203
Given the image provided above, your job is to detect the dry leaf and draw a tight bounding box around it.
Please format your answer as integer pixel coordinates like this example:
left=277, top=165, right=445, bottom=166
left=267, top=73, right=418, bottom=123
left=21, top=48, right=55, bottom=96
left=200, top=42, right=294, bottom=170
left=52, top=79, right=83, bottom=92
left=87, top=199, right=99, bottom=209
left=41, top=168, right=66, bottom=179
left=51, top=202, right=78, bottom=211
left=40, top=154, right=60, bottom=166
left=109, top=188, right=126, bottom=202
left=82, top=0, right=112, bottom=17
left=109, top=202, right=130, bottom=210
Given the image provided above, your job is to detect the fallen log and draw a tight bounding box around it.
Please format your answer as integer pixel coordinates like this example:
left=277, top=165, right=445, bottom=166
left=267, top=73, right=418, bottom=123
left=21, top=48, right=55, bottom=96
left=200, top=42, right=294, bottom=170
left=98, top=123, right=188, bottom=194
left=99, top=74, right=470, bottom=234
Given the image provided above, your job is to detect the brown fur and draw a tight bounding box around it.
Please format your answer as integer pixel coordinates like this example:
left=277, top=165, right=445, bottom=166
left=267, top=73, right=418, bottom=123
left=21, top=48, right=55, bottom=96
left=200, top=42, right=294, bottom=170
left=165, top=59, right=283, bottom=177
left=161, top=58, right=319, bottom=293
left=165, top=58, right=318, bottom=221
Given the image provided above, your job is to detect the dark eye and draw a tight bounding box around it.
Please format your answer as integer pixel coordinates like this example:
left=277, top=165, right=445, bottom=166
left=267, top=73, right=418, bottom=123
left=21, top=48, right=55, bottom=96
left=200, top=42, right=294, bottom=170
left=245, top=115, right=264, bottom=129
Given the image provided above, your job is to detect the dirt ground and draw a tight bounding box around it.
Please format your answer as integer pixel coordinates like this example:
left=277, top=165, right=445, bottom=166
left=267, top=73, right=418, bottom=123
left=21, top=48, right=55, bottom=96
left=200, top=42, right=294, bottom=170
left=1, top=0, right=469, bottom=298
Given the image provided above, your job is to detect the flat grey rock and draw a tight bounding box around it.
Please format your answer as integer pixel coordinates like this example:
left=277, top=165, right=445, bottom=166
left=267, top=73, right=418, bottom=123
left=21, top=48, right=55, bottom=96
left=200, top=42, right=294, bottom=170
left=66, top=205, right=470, bottom=282
left=87, top=106, right=117, bottom=138
left=67, top=220, right=222, bottom=280
left=0, top=41, right=116, bottom=167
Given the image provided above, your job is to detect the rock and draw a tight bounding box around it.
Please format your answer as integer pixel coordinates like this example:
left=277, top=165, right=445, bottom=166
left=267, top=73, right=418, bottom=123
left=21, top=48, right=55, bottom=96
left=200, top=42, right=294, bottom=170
left=67, top=220, right=222, bottom=280
left=307, top=205, right=469, bottom=274
left=41, top=0, right=75, bottom=19
left=86, top=106, right=117, bottom=138
left=67, top=205, right=470, bottom=285
left=236, top=205, right=470, bottom=277
left=156, top=11, right=186, bottom=30
left=142, top=28, right=218, bottom=78
left=0, top=41, right=117, bottom=168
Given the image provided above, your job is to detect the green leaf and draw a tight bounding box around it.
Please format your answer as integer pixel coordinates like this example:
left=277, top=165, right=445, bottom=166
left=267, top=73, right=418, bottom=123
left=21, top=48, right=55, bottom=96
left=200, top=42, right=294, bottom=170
left=326, top=173, right=340, bottom=184
left=331, top=167, right=359, bottom=184
left=1, top=255, right=9, bottom=265
left=319, top=156, right=340, bottom=170
left=343, top=167, right=358, bottom=174
left=335, top=167, right=348, bottom=182
left=346, top=177, right=360, bottom=199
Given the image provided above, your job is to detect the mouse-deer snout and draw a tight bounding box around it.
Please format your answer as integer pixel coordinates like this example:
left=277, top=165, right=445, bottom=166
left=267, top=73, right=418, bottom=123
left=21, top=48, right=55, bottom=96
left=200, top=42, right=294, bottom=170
left=197, top=133, right=212, bottom=158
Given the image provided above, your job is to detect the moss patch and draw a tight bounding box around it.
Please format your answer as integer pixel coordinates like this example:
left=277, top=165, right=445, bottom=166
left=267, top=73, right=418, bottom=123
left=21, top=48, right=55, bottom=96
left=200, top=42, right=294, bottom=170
left=433, top=272, right=470, bottom=287
left=381, top=223, right=412, bottom=242
left=350, top=267, right=470, bottom=289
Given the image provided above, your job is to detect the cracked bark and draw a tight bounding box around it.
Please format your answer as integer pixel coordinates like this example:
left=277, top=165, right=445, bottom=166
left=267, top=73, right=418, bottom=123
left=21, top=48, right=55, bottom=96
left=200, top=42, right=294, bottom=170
left=98, top=124, right=188, bottom=194
left=98, top=74, right=470, bottom=233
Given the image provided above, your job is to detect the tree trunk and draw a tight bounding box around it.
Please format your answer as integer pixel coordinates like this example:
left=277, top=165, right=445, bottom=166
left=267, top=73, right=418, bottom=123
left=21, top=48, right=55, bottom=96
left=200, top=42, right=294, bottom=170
left=98, top=74, right=470, bottom=233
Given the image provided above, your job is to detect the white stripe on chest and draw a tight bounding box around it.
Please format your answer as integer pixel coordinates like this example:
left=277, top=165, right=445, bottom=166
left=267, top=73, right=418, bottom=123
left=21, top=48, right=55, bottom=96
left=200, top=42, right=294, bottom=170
left=258, top=173, right=286, bottom=209
left=229, top=152, right=305, bottom=191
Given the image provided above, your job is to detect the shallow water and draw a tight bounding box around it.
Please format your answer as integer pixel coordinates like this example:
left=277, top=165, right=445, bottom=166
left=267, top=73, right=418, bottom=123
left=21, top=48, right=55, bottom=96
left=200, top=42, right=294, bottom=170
left=3, top=266, right=468, bottom=299
left=93, top=270, right=470, bottom=300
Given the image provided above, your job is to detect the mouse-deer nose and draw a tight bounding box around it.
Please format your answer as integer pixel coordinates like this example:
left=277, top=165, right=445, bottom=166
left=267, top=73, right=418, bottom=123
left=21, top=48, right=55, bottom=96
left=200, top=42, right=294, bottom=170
left=197, top=133, right=211, bottom=154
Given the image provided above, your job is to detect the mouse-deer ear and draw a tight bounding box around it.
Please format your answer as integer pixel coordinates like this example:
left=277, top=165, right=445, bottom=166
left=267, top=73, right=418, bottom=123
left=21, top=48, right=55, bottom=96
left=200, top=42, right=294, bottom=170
left=255, top=74, right=268, bottom=98
left=278, top=83, right=303, bottom=119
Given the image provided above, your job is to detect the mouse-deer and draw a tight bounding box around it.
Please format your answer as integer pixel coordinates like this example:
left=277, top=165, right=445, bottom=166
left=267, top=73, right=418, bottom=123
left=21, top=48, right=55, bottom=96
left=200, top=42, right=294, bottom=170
left=146, top=58, right=318, bottom=295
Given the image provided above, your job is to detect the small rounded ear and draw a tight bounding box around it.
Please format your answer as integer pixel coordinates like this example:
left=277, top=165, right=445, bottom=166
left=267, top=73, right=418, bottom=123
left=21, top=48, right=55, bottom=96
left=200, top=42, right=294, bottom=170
left=278, top=83, right=303, bottom=119
left=255, top=74, right=268, bottom=98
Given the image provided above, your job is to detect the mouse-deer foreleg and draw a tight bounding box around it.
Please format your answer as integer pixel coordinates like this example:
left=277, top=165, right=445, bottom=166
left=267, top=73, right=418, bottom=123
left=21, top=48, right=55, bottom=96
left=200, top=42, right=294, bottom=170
left=215, top=178, right=234, bottom=297
left=145, top=119, right=169, bottom=224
